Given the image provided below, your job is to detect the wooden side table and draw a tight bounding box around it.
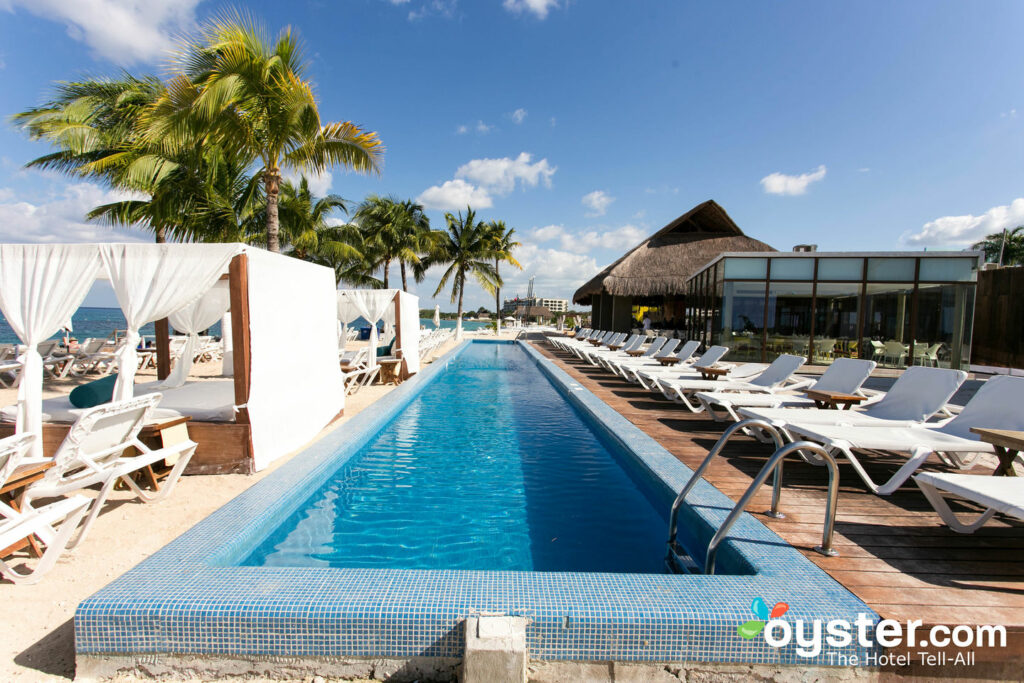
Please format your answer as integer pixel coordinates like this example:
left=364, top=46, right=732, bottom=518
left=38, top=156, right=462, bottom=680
left=698, top=366, right=730, bottom=381
left=970, top=428, right=1024, bottom=477
left=378, top=359, right=402, bottom=386
left=130, top=416, right=192, bottom=491
left=626, top=349, right=646, bottom=358
left=805, top=390, right=867, bottom=410
left=656, top=356, right=681, bottom=366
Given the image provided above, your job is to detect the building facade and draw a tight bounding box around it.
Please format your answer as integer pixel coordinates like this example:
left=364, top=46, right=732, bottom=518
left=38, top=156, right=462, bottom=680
left=502, top=296, right=569, bottom=314
left=684, top=251, right=980, bottom=369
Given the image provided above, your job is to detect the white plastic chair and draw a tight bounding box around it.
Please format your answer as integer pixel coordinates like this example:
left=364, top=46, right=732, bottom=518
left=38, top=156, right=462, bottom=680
left=20, top=394, right=197, bottom=549
left=914, top=472, right=1024, bottom=533
left=636, top=345, right=730, bottom=390
left=658, top=354, right=807, bottom=412
left=0, top=433, right=90, bottom=584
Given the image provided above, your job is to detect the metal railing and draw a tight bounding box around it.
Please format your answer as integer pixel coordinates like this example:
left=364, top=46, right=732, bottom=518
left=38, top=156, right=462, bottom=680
left=665, top=418, right=841, bottom=575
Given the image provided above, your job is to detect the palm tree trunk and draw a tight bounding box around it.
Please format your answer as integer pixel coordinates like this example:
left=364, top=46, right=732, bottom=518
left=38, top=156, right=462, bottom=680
left=401, top=262, right=408, bottom=292
left=265, top=167, right=282, bottom=253
left=155, top=227, right=166, bottom=244
left=383, top=260, right=390, bottom=289
left=456, top=270, right=465, bottom=341
left=494, top=258, right=501, bottom=336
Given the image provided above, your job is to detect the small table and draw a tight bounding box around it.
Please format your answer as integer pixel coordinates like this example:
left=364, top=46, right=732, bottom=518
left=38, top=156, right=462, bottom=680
left=608, top=344, right=624, bottom=351
left=970, top=428, right=1024, bottom=477
left=129, top=416, right=192, bottom=491
left=805, top=390, right=867, bottom=410
left=1, top=460, right=54, bottom=558
left=625, top=349, right=646, bottom=358
left=378, top=359, right=402, bottom=386
left=698, top=366, right=730, bottom=381
left=656, top=356, right=681, bottom=366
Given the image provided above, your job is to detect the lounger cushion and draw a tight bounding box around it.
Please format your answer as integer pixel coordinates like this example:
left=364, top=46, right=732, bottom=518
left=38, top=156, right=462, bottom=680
left=914, top=472, right=1024, bottom=519
left=69, top=374, right=118, bottom=408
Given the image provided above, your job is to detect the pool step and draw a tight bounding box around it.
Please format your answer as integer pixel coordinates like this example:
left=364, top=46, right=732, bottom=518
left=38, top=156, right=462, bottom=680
left=665, top=541, right=699, bottom=574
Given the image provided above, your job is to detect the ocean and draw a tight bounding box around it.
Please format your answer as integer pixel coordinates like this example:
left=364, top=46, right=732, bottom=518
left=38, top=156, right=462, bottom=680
left=0, top=307, right=491, bottom=345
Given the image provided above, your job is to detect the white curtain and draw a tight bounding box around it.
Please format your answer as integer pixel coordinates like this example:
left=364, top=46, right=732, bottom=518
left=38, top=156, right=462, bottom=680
left=397, top=291, right=421, bottom=374
left=220, top=311, right=234, bottom=377
left=0, top=245, right=102, bottom=458
left=336, top=293, right=364, bottom=352
left=337, top=289, right=396, bottom=371
left=99, top=244, right=238, bottom=401
left=161, top=282, right=231, bottom=388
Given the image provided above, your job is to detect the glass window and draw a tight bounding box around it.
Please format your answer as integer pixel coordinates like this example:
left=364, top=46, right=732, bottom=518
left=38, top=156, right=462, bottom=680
left=723, top=257, right=768, bottom=279
left=814, top=283, right=861, bottom=363
left=867, top=258, right=916, bottom=281
left=716, top=281, right=765, bottom=361
left=769, top=257, right=814, bottom=280
left=862, top=283, right=914, bottom=367
left=817, top=257, right=864, bottom=280
left=765, top=283, right=813, bottom=360
left=918, top=258, right=976, bottom=282
left=914, top=283, right=975, bottom=370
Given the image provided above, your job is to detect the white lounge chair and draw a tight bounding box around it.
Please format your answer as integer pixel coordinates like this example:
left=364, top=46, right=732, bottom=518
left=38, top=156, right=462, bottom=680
left=0, top=433, right=90, bottom=584
left=20, top=394, right=198, bottom=548
left=602, top=338, right=690, bottom=376
left=602, top=337, right=674, bottom=379
left=695, top=357, right=878, bottom=422
left=657, top=354, right=807, bottom=412
left=581, top=334, right=644, bottom=365
left=633, top=345, right=731, bottom=390
left=914, top=472, right=1024, bottom=533
left=779, top=375, right=1023, bottom=495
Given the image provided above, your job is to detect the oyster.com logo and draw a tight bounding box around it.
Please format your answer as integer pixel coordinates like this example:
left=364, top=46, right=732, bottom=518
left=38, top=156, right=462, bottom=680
left=737, top=597, right=789, bottom=640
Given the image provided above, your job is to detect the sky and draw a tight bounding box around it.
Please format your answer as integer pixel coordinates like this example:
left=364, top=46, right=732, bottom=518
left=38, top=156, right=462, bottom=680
left=0, top=0, right=1022, bottom=311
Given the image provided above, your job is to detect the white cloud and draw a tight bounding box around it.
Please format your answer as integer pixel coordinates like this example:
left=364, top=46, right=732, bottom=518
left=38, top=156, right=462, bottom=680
left=475, top=120, right=493, bottom=134
left=502, top=243, right=598, bottom=297
left=456, top=152, right=556, bottom=195
left=0, top=182, right=151, bottom=243
left=581, top=190, right=614, bottom=217
left=283, top=169, right=333, bottom=197
left=407, top=0, right=457, bottom=21
left=503, top=0, right=558, bottom=19
left=549, top=116, right=557, bottom=127
left=416, top=179, right=493, bottom=210
left=1001, top=108, right=1017, bottom=119
left=858, top=167, right=871, bottom=173
left=901, top=198, right=1024, bottom=248
left=455, top=124, right=469, bottom=135
left=0, top=0, right=201, bottom=65
left=510, top=108, right=528, bottom=124
left=760, top=164, right=827, bottom=196
left=530, top=223, right=646, bottom=254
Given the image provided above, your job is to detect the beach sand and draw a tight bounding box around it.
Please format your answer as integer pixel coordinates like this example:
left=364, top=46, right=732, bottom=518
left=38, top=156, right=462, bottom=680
left=0, top=330, right=513, bottom=681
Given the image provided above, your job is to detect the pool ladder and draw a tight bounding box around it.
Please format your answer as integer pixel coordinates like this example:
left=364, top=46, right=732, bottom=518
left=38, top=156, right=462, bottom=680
left=665, top=418, right=841, bottom=575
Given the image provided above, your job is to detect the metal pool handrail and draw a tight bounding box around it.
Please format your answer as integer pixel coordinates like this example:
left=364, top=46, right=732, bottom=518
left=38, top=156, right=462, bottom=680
left=665, top=418, right=841, bottom=575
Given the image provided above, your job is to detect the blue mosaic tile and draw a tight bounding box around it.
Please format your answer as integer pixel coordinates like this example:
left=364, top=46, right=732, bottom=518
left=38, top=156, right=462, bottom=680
left=75, top=340, right=881, bottom=666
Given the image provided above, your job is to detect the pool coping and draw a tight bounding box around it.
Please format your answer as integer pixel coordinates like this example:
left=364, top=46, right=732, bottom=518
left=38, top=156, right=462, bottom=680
left=76, top=339, right=881, bottom=667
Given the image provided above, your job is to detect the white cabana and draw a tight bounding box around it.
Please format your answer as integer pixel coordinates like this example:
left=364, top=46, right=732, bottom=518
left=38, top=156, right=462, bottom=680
left=0, top=243, right=344, bottom=471
left=337, top=289, right=420, bottom=377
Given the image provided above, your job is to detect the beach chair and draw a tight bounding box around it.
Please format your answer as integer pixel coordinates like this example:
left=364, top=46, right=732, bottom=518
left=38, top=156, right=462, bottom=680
left=587, top=334, right=651, bottom=369
left=694, top=357, right=877, bottom=422
left=580, top=334, right=643, bottom=365
left=602, top=337, right=673, bottom=378
left=614, top=340, right=700, bottom=381
left=0, top=433, right=90, bottom=584
left=634, top=345, right=731, bottom=390
left=914, top=472, right=1024, bottom=533
left=657, top=354, right=807, bottom=412
left=780, top=375, right=1024, bottom=495
left=20, top=394, right=198, bottom=549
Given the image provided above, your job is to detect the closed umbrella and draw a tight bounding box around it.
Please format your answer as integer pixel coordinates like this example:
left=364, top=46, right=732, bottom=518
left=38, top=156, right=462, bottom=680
left=433, top=304, right=441, bottom=329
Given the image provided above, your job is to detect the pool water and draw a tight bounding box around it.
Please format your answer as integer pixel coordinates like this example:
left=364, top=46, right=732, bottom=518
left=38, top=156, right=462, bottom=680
left=243, top=342, right=668, bottom=573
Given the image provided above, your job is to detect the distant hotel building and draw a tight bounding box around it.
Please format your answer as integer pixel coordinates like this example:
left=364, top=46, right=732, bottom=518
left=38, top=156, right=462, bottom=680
left=502, top=296, right=570, bottom=314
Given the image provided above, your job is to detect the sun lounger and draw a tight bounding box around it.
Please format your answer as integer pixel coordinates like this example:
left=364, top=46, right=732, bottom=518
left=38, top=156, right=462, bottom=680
left=695, top=357, right=877, bottom=422
left=602, top=337, right=674, bottom=378
left=633, top=345, right=730, bottom=389
left=781, top=375, right=1024, bottom=495
left=580, top=334, right=644, bottom=365
left=657, top=354, right=807, bottom=412
left=614, top=340, right=701, bottom=382
left=914, top=472, right=1024, bottom=533
left=0, top=433, right=90, bottom=584
left=20, top=394, right=198, bottom=548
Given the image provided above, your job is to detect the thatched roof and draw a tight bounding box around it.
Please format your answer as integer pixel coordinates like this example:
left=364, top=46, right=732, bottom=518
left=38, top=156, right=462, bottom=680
left=515, top=305, right=552, bottom=318
left=573, top=200, right=774, bottom=304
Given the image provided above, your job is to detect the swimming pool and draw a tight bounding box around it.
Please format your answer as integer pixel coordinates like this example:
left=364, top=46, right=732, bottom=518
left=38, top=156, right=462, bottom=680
left=76, top=340, right=880, bottom=676
left=243, top=342, right=667, bottom=573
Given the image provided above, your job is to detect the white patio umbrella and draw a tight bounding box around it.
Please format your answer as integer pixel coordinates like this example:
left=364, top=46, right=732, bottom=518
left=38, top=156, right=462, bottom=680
left=433, top=304, right=441, bottom=329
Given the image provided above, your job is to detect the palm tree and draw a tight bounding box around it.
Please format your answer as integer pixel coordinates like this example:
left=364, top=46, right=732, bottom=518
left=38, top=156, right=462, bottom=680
left=973, top=226, right=1024, bottom=266
left=433, top=208, right=499, bottom=340
left=355, top=195, right=442, bottom=290
left=276, top=176, right=365, bottom=274
left=484, top=220, right=522, bottom=334
left=156, top=14, right=384, bottom=252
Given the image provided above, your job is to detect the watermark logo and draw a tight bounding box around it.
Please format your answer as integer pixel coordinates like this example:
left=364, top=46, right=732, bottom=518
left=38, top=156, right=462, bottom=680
left=737, top=597, right=789, bottom=640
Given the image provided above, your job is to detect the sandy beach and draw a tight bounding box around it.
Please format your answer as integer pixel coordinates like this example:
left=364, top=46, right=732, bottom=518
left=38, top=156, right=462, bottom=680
left=0, top=329, right=517, bottom=681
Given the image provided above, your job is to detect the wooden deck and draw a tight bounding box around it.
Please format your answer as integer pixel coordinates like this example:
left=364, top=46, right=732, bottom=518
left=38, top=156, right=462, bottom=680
left=534, top=342, right=1024, bottom=668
